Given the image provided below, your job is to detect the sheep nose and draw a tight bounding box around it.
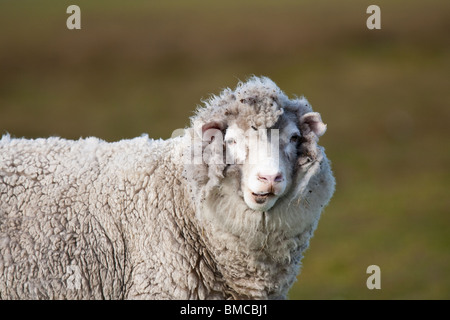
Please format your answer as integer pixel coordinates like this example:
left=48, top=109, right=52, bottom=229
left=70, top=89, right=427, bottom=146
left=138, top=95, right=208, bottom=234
left=257, top=172, right=284, bottom=184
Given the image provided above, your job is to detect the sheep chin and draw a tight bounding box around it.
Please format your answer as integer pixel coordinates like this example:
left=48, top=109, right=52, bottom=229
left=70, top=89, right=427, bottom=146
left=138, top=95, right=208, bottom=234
left=243, top=189, right=278, bottom=212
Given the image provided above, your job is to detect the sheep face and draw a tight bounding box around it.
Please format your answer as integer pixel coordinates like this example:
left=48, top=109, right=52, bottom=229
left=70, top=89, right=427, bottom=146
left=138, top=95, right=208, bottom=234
left=191, top=108, right=326, bottom=213
left=184, top=77, right=331, bottom=235
left=223, top=120, right=298, bottom=211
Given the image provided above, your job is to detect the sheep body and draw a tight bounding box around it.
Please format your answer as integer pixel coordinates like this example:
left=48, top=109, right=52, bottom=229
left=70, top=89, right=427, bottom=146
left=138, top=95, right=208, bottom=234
left=0, top=135, right=198, bottom=299
left=0, top=77, right=335, bottom=299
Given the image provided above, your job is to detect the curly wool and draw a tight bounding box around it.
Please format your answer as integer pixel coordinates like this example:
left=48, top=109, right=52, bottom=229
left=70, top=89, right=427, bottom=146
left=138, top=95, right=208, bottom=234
left=0, top=76, right=335, bottom=299
left=0, top=134, right=203, bottom=299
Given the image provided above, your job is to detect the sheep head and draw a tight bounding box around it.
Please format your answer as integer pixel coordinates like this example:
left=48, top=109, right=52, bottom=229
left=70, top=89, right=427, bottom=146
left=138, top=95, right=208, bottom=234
left=183, top=76, right=331, bottom=237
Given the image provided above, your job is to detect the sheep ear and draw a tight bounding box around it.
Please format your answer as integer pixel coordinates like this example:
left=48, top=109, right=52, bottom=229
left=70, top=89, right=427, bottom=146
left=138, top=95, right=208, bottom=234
left=202, top=121, right=225, bottom=144
left=299, top=112, right=327, bottom=138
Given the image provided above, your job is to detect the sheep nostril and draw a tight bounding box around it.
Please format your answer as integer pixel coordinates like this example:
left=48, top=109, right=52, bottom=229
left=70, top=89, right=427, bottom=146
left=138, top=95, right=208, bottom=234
left=257, top=175, right=268, bottom=183
left=257, top=173, right=283, bottom=184
left=274, top=174, right=283, bottom=183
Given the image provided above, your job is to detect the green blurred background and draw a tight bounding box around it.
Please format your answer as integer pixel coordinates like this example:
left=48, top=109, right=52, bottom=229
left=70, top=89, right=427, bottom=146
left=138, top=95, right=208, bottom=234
left=1, top=0, right=449, bottom=299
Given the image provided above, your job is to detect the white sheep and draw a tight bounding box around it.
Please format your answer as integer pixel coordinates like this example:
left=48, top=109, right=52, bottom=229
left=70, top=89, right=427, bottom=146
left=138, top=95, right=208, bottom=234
left=0, top=76, right=335, bottom=299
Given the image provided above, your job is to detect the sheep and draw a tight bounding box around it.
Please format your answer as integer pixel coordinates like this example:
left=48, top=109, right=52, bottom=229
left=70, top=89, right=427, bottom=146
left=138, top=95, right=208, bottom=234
left=0, top=76, right=335, bottom=299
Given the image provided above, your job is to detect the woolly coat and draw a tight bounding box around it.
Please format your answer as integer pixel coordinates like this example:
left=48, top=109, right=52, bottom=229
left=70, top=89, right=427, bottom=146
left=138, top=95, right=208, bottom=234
left=0, top=77, right=335, bottom=299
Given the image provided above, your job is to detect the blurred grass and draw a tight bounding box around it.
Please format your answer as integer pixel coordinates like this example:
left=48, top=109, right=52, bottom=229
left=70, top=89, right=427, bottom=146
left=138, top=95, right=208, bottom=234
left=1, top=0, right=449, bottom=299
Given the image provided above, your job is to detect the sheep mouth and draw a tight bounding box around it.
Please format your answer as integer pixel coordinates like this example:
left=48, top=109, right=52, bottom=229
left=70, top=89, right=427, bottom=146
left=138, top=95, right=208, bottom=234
left=252, top=192, right=275, bottom=204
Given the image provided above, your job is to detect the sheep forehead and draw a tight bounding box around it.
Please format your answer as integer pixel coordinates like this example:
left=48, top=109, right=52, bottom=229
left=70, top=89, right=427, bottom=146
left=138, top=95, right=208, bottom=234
left=229, top=109, right=298, bottom=134
left=233, top=82, right=286, bottom=128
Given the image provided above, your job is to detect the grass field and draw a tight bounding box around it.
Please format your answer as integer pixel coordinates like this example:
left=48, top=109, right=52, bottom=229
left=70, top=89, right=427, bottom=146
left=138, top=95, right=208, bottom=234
left=1, top=0, right=449, bottom=299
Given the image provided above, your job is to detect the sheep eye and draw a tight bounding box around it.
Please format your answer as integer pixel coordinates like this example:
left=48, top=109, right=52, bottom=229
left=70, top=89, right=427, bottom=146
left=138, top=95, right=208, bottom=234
left=290, top=134, right=300, bottom=143
left=226, top=138, right=236, bottom=145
